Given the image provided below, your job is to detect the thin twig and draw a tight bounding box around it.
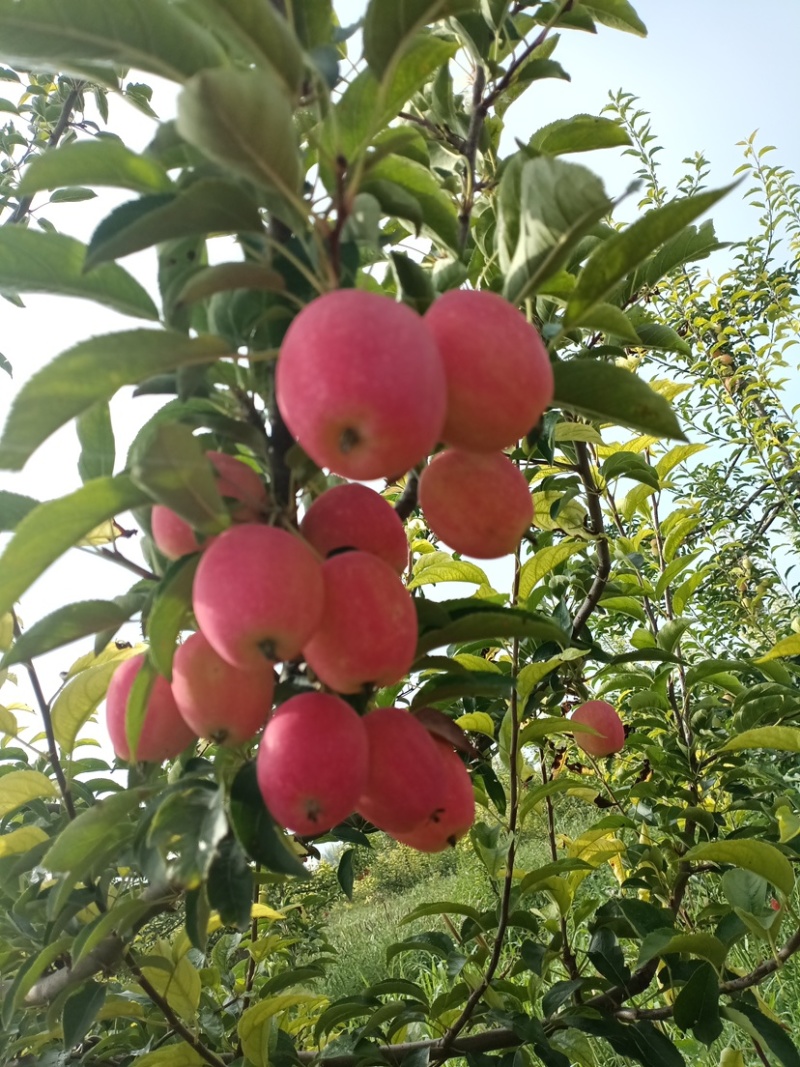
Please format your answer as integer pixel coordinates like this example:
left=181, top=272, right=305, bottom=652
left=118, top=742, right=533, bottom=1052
left=88, top=545, right=157, bottom=582
left=12, top=613, right=76, bottom=819
left=571, top=441, right=611, bottom=636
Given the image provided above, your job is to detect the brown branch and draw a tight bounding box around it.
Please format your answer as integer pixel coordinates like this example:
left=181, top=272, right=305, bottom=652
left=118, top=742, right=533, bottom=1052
left=126, top=950, right=227, bottom=1067
left=88, top=545, right=157, bottom=582
left=296, top=1027, right=523, bottom=1066
left=7, top=82, right=85, bottom=226
left=571, top=442, right=611, bottom=637
left=12, top=612, right=76, bottom=820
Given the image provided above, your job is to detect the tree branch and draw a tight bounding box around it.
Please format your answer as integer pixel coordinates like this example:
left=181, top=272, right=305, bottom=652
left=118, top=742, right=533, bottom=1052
left=394, top=470, right=419, bottom=521
left=571, top=442, right=610, bottom=637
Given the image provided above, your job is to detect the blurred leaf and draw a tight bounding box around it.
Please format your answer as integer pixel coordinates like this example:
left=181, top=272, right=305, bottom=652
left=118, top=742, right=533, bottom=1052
left=52, top=643, right=142, bottom=754
left=0, top=477, right=150, bottom=616
left=723, top=1002, right=800, bottom=1067
left=529, top=113, right=631, bottom=155
left=417, top=606, right=567, bottom=657
left=207, top=836, right=252, bottom=929
left=0, top=824, right=49, bottom=857
left=229, top=762, right=310, bottom=878
left=337, top=847, right=356, bottom=900
left=720, top=726, right=800, bottom=753
left=363, top=0, right=475, bottom=79
left=553, top=360, right=686, bottom=440
left=86, top=180, right=263, bottom=269
left=77, top=401, right=115, bottom=483
left=411, top=671, right=512, bottom=709
left=146, top=556, right=199, bottom=681
left=19, top=138, right=172, bottom=195
left=63, top=980, right=106, bottom=1050
left=580, top=0, right=647, bottom=35
left=0, top=332, right=229, bottom=471
left=757, top=634, right=800, bottom=662
left=0, top=228, right=158, bottom=319
left=175, top=262, right=285, bottom=305
left=0, top=489, right=39, bottom=530
left=0, top=769, right=57, bottom=816
left=1, top=600, right=133, bottom=669
left=0, top=0, right=225, bottom=85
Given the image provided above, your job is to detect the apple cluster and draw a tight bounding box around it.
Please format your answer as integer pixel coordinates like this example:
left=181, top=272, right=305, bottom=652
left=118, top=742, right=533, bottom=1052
left=104, top=287, right=555, bottom=853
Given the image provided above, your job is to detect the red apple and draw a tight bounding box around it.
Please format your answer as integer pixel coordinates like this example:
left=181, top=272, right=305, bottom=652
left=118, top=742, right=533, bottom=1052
left=106, top=653, right=196, bottom=763
left=419, top=449, right=533, bottom=559
left=193, top=524, right=324, bottom=668
left=394, top=741, right=475, bottom=852
left=302, top=551, right=418, bottom=693
left=151, top=450, right=269, bottom=560
left=276, top=289, right=447, bottom=480
left=570, top=700, right=625, bottom=757
left=171, top=630, right=274, bottom=746
left=300, top=483, right=409, bottom=574
left=356, top=708, right=447, bottom=833
left=256, top=692, right=368, bottom=834
left=424, top=288, right=554, bottom=451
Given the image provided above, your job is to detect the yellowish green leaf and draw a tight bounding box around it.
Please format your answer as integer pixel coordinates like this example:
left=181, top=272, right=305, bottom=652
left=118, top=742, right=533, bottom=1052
left=757, top=634, right=800, bottom=663
left=554, top=422, right=604, bottom=444
left=685, top=840, right=794, bottom=897
left=720, top=726, right=800, bottom=753
left=239, top=994, right=328, bottom=1067
left=519, top=542, right=586, bottom=601
left=455, top=712, right=495, bottom=737
left=0, top=769, right=57, bottom=816
left=0, top=824, right=48, bottom=857
left=136, top=1045, right=206, bottom=1067
left=52, top=644, right=143, bottom=754
left=139, top=951, right=201, bottom=1023
left=453, top=654, right=502, bottom=674
left=408, top=552, right=488, bottom=589
left=532, top=493, right=590, bottom=537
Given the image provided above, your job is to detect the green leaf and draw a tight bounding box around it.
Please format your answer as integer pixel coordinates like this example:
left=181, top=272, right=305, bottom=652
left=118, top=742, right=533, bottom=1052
left=229, top=762, right=309, bottom=878
left=175, top=262, right=286, bottom=305
left=0, top=0, right=226, bottom=85
left=52, top=645, right=140, bottom=754
left=0, top=330, right=229, bottom=470
left=0, top=768, right=57, bottom=816
left=528, top=113, right=631, bottom=155
left=499, top=156, right=612, bottom=305
left=756, top=633, right=800, bottom=662
left=588, top=927, right=630, bottom=986
left=77, top=401, right=115, bottom=483
left=86, top=180, right=264, bottom=269
left=0, top=228, right=158, bottom=319
left=390, top=250, right=435, bottom=313
left=185, top=0, right=305, bottom=96
left=0, top=476, right=150, bottom=617
left=177, top=67, right=302, bottom=207
left=207, top=836, right=252, bottom=929
left=63, top=980, right=106, bottom=1050
left=363, top=0, right=475, bottom=79
left=720, top=726, right=800, bottom=754
left=566, top=184, right=737, bottom=323
left=570, top=302, right=643, bottom=344
left=131, top=422, right=228, bottom=532
left=552, top=360, right=686, bottom=440
left=1, top=600, right=133, bottom=669
left=411, top=671, right=512, bottom=709
left=642, top=220, right=724, bottom=288
left=400, top=900, right=483, bottom=924
left=626, top=306, right=691, bottom=354
left=519, top=542, right=587, bottom=600
left=602, top=451, right=660, bottom=489
left=337, top=847, right=356, bottom=901
left=580, top=0, right=647, bottom=35
left=125, top=654, right=158, bottom=760
left=363, top=153, right=460, bottom=251
left=416, top=608, right=567, bottom=657
left=723, top=1002, right=800, bottom=1067
left=18, top=138, right=172, bottom=196
left=146, top=556, right=200, bottom=681
left=409, top=552, right=489, bottom=590
left=684, top=840, right=794, bottom=897
left=568, top=1016, right=684, bottom=1067
left=672, top=962, right=721, bottom=1044
left=0, top=490, right=39, bottom=530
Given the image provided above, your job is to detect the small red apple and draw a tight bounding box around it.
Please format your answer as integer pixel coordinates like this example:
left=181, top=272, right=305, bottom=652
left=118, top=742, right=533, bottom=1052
left=570, top=700, right=625, bottom=757
left=356, top=708, right=448, bottom=833
left=300, top=482, right=409, bottom=574
left=276, top=289, right=447, bottom=480
left=419, top=448, right=533, bottom=559
left=256, top=692, right=369, bottom=835
left=394, top=741, right=475, bottom=852
left=302, top=551, right=418, bottom=694
left=151, top=450, right=268, bottom=560
left=193, top=524, right=324, bottom=668
left=424, top=289, right=554, bottom=451
left=106, top=653, right=196, bottom=763
left=171, top=630, right=274, bottom=746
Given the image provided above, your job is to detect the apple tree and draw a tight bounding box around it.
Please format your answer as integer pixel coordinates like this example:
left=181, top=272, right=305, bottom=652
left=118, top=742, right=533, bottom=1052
left=1, top=3, right=800, bottom=1067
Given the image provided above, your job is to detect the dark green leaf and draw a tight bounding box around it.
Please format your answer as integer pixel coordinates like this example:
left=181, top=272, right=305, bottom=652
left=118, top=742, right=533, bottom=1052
left=499, top=156, right=612, bottom=304
left=391, top=251, right=435, bottom=313
left=626, top=306, right=691, bottom=354
left=566, top=184, right=737, bottom=324
left=62, top=980, right=106, bottom=1049
left=411, top=671, right=512, bottom=709
left=0, top=476, right=151, bottom=617
left=552, top=360, right=686, bottom=440
left=601, top=451, right=660, bottom=489
left=568, top=1016, right=685, bottom=1067
left=229, top=762, right=309, bottom=878
left=148, top=783, right=227, bottom=885
left=76, top=401, right=115, bottom=483
left=175, top=262, right=286, bottom=306
left=0, top=330, right=229, bottom=471
left=570, top=301, right=642, bottom=344
left=0, top=0, right=226, bottom=85
left=185, top=885, right=211, bottom=953
left=364, top=0, right=476, bottom=78
left=0, top=228, right=158, bottom=320
left=1, top=600, right=133, bottom=669
left=673, top=962, right=721, bottom=1044
left=125, top=653, right=157, bottom=761
left=207, top=835, right=252, bottom=929
left=580, top=0, right=647, bottom=35
left=528, top=113, right=631, bottom=155
left=19, top=137, right=172, bottom=196
left=363, top=154, right=460, bottom=250
left=642, top=220, right=724, bottom=288
left=337, top=847, right=356, bottom=900
left=0, top=489, right=39, bottom=531
left=146, top=556, right=199, bottom=680
left=588, top=926, right=631, bottom=986
left=86, top=180, right=263, bottom=269
left=49, top=186, right=97, bottom=203
left=723, top=1002, right=800, bottom=1067
left=416, top=608, right=567, bottom=657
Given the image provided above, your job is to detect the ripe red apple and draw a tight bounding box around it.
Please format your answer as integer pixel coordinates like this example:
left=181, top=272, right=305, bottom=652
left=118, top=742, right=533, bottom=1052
left=300, top=483, right=409, bottom=574
left=106, top=653, right=196, bottom=763
left=424, top=289, right=554, bottom=451
left=256, top=692, right=368, bottom=834
left=151, top=450, right=269, bottom=560
left=356, top=708, right=448, bottom=833
left=394, top=741, right=475, bottom=852
left=418, top=449, right=533, bottom=559
left=276, top=289, right=447, bottom=480
left=193, top=524, right=324, bottom=668
left=171, top=630, right=274, bottom=746
left=302, top=551, right=418, bottom=693
left=570, top=700, right=625, bottom=757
